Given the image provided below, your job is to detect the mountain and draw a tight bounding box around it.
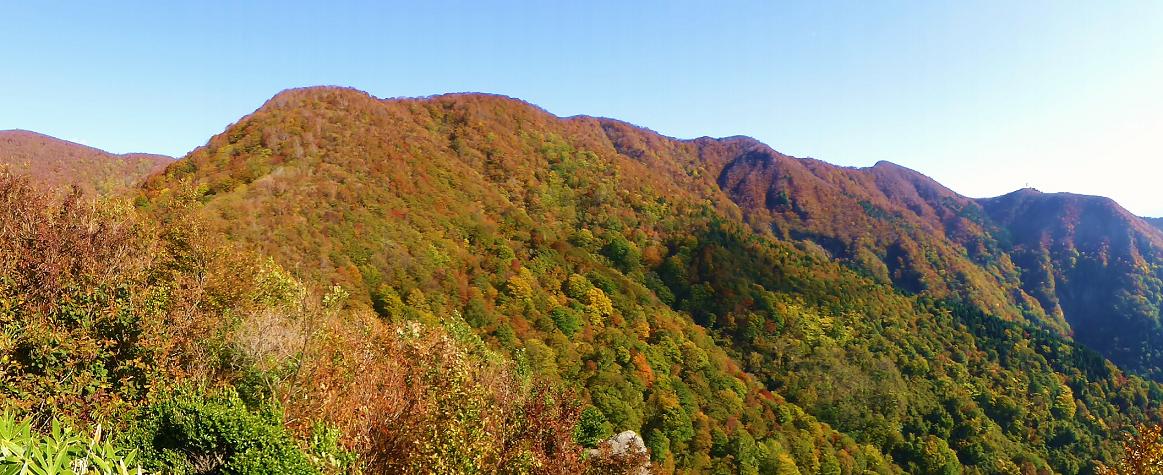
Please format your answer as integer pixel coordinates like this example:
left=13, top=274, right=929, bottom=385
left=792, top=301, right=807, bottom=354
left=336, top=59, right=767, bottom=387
left=141, top=87, right=903, bottom=473
left=707, top=141, right=1163, bottom=378
left=979, top=189, right=1163, bottom=378
left=137, top=86, right=1163, bottom=473
left=711, top=149, right=1055, bottom=329
left=1147, top=217, right=1163, bottom=232
left=0, top=129, right=171, bottom=194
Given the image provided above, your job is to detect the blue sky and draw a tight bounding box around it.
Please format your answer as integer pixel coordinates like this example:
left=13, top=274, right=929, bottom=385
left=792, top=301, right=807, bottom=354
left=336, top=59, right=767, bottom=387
left=3, top=1, right=1162, bottom=215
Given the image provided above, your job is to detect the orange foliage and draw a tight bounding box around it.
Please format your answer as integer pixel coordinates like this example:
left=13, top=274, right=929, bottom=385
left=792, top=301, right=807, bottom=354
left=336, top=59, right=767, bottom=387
left=1098, top=424, right=1163, bottom=475
left=279, top=310, right=590, bottom=473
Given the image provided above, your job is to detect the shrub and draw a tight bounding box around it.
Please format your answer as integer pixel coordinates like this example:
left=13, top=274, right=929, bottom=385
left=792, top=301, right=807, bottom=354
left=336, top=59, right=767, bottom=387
left=126, top=387, right=319, bottom=475
left=278, top=311, right=592, bottom=474
left=0, top=173, right=289, bottom=423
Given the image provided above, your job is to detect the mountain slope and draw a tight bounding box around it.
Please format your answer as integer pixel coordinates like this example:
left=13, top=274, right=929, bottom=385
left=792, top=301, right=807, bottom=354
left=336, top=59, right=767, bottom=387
left=0, top=129, right=171, bottom=194
left=139, top=86, right=1162, bottom=473
left=980, top=189, right=1163, bottom=378
left=704, top=140, right=1163, bottom=379
left=144, top=87, right=898, bottom=473
left=699, top=146, right=1054, bottom=329
left=1147, top=217, right=1163, bottom=232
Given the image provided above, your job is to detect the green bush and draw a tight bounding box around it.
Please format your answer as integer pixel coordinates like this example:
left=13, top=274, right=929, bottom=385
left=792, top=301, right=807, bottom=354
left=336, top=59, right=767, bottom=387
left=126, top=388, right=322, bottom=475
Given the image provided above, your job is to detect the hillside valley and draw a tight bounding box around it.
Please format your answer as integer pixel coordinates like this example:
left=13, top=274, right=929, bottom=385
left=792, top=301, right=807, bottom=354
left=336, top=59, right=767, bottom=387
left=714, top=148, right=1163, bottom=379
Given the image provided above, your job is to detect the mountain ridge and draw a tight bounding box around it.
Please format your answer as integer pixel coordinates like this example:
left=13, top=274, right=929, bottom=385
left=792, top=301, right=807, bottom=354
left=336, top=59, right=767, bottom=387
left=129, top=85, right=1163, bottom=473
left=15, top=88, right=1161, bottom=380
left=0, top=129, right=171, bottom=194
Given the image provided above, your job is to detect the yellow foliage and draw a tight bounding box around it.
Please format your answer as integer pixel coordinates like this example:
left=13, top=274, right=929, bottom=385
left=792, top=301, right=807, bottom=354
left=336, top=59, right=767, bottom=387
left=507, top=267, right=537, bottom=303
left=1098, top=424, right=1163, bottom=475
left=584, top=288, right=614, bottom=325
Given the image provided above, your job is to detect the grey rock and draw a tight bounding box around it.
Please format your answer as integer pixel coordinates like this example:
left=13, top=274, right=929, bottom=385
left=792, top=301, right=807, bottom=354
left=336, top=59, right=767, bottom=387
left=587, top=430, right=650, bottom=474
left=607, top=430, right=646, bottom=456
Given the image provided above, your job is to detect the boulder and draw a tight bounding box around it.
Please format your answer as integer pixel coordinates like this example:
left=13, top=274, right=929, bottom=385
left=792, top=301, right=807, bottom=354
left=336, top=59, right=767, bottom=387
left=588, top=430, right=649, bottom=474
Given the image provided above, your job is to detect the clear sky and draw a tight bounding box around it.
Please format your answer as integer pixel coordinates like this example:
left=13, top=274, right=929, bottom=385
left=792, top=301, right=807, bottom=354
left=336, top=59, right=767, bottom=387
left=3, top=1, right=1162, bottom=215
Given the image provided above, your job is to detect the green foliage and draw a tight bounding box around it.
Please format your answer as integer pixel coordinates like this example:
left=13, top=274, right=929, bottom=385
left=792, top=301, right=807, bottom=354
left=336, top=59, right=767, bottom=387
left=462, top=297, right=492, bottom=328
left=371, top=284, right=406, bottom=322
left=551, top=307, right=583, bottom=337
left=251, top=258, right=306, bottom=307
left=0, top=413, right=143, bottom=475
left=305, top=423, right=358, bottom=474
left=574, top=407, right=611, bottom=448
left=649, top=217, right=1160, bottom=473
left=601, top=233, right=640, bottom=272
left=126, top=388, right=318, bottom=475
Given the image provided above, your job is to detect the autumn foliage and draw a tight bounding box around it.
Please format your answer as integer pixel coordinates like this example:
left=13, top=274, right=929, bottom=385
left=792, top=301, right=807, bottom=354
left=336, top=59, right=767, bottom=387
left=1099, top=424, right=1163, bottom=475
left=0, top=172, right=645, bottom=473
left=4, top=85, right=1163, bottom=473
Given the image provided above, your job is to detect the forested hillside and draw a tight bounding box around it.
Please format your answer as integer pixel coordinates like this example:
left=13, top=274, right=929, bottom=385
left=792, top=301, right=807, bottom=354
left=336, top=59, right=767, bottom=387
left=129, top=86, right=1163, bottom=473
left=1145, top=217, right=1163, bottom=232
left=702, top=138, right=1163, bottom=381
left=711, top=150, right=1048, bottom=330
left=0, top=129, right=171, bottom=194
left=0, top=169, right=659, bottom=474
left=979, top=190, right=1163, bottom=379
